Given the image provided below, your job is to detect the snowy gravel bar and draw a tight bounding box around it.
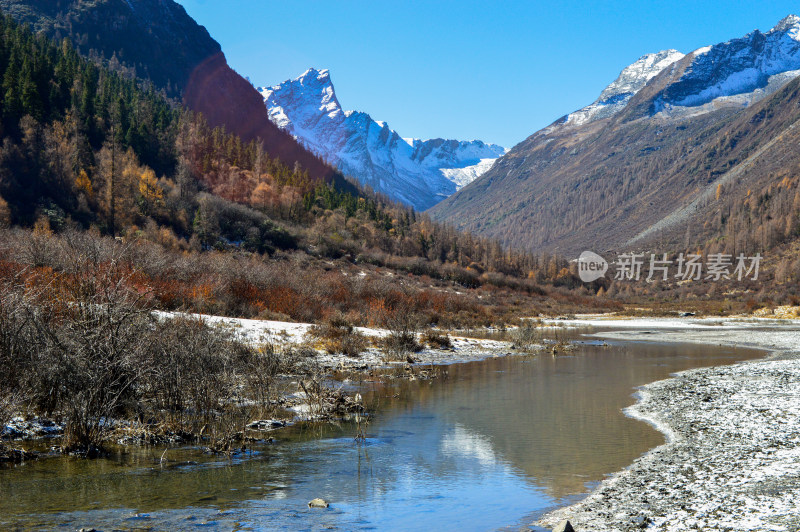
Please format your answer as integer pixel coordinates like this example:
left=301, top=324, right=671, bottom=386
left=538, top=317, right=800, bottom=531
left=153, top=311, right=517, bottom=369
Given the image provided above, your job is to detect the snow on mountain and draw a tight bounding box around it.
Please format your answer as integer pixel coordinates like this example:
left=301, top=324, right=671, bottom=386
left=259, top=68, right=506, bottom=211
left=563, top=49, right=685, bottom=127
left=549, top=14, right=800, bottom=131
left=655, top=15, right=800, bottom=113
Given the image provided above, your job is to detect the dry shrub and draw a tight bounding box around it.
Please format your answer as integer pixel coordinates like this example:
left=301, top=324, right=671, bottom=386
left=0, top=231, right=288, bottom=455
left=10, top=250, right=157, bottom=454
left=421, top=330, right=452, bottom=349
left=242, top=341, right=284, bottom=416
left=376, top=296, right=424, bottom=358
left=0, top=393, right=18, bottom=436
left=308, top=312, right=367, bottom=357
left=511, top=322, right=542, bottom=351
left=381, top=333, right=422, bottom=358
left=745, top=298, right=762, bottom=312
left=144, top=317, right=243, bottom=427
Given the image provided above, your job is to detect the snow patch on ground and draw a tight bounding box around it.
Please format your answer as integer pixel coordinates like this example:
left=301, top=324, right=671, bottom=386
left=2, top=417, right=64, bottom=439
left=155, top=311, right=519, bottom=370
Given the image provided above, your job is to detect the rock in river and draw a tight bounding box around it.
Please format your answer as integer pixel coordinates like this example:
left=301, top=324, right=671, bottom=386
left=308, top=498, right=329, bottom=508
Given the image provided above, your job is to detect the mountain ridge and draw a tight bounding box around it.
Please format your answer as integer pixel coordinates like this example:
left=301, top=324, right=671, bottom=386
left=553, top=49, right=685, bottom=129
left=0, top=0, right=342, bottom=186
left=430, top=13, right=800, bottom=259
left=0, top=0, right=220, bottom=97
left=260, top=68, right=506, bottom=211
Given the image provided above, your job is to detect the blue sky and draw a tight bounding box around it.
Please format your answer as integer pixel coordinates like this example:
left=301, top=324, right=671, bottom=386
left=176, top=1, right=800, bottom=147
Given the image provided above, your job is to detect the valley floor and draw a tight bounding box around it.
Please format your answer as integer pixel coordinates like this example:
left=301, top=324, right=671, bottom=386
left=155, top=311, right=518, bottom=369
left=538, top=317, right=800, bottom=532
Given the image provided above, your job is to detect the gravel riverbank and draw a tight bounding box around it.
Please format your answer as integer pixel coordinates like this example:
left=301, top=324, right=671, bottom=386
left=538, top=318, right=800, bottom=531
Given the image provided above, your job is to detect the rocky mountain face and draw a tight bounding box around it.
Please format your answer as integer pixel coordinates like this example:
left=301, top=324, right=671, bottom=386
left=652, top=15, right=800, bottom=112
left=0, top=0, right=220, bottom=97
left=430, top=15, right=800, bottom=257
left=260, top=68, right=506, bottom=211
left=556, top=49, right=685, bottom=128
left=0, top=0, right=340, bottom=184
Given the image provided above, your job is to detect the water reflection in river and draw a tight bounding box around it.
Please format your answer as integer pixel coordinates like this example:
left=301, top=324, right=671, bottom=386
left=0, top=336, right=761, bottom=531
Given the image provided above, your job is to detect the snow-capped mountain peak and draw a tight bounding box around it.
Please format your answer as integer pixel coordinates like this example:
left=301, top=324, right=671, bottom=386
left=598, top=50, right=685, bottom=101
left=555, top=14, right=800, bottom=129
left=770, top=14, right=800, bottom=35
left=562, top=49, right=685, bottom=127
left=259, top=69, right=506, bottom=211
left=294, top=67, right=337, bottom=104
left=651, top=14, right=800, bottom=112
left=262, top=67, right=343, bottom=130
left=302, top=67, right=329, bottom=80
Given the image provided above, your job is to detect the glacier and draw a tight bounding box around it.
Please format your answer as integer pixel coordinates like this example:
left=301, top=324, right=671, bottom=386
left=259, top=68, right=506, bottom=211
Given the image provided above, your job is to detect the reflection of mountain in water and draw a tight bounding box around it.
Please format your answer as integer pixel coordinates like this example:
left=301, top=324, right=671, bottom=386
left=378, top=339, right=759, bottom=499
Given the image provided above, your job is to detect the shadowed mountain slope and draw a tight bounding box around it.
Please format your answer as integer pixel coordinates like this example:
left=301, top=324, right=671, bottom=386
left=0, top=0, right=340, bottom=184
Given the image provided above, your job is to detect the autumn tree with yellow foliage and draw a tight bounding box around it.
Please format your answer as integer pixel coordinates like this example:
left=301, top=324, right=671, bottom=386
left=75, top=169, right=94, bottom=200
left=138, top=168, right=163, bottom=215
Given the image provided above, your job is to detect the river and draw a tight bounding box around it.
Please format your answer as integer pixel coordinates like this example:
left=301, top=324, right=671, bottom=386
left=0, top=332, right=763, bottom=531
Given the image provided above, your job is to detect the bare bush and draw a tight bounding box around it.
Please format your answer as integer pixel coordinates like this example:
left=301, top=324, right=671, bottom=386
left=381, top=333, right=422, bottom=358
left=308, top=312, right=367, bottom=357
left=1, top=236, right=155, bottom=453
left=380, top=300, right=423, bottom=358
left=143, top=317, right=236, bottom=428
left=295, top=358, right=329, bottom=419
left=24, top=253, right=155, bottom=453
left=0, top=393, right=18, bottom=436
left=421, top=330, right=452, bottom=350
left=241, top=341, right=284, bottom=417
left=0, top=232, right=289, bottom=455
left=511, top=322, right=542, bottom=351
left=0, top=279, right=28, bottom=400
